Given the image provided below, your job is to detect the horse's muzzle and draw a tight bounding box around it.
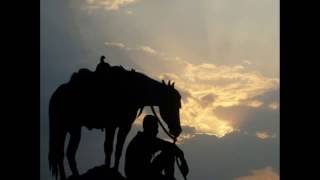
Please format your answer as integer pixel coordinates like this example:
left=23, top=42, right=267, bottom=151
left=170, top=127, right=182, bottom=138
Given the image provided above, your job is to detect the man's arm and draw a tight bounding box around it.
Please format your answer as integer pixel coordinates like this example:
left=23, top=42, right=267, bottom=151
left=153, top=138, right=189, bottom=177
left=153, top=138, right=184, bottom=156
left=153, top=137, right=173, bottom=150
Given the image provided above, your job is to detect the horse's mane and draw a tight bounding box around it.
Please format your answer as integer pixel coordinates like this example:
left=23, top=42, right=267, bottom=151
left=106, top=64, right=177, bottom=96
left=100, top=64, right=162, bottom=89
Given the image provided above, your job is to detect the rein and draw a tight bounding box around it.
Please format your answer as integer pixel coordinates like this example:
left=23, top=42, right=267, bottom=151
left=150, top=106, right=176, bottom=143
left=150, top=106, right=187, bottom=180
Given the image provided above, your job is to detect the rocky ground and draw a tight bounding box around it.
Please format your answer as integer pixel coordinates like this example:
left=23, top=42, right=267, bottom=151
left=66, top=165, right=126, bottom=180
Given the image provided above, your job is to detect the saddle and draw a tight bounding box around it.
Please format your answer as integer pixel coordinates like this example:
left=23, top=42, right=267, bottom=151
left=69, top=68, right=94, bottom=88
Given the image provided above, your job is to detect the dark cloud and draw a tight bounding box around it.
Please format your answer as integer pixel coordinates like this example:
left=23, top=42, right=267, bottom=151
left=244, top=88, right=279, bottom=109
left=181, top=125, right=197, bottom=134
left=180, top=132, right=279, bottom=180
left=213, top=86, right=279, bottom=136
left=214, top=103, right=279, bottom=135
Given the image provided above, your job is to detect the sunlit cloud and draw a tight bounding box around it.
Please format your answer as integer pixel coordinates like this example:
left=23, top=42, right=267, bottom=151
left=268, top=102, right=279, bottom=110
left=177, top=96, right=235, bottom=138
left=104, top=42, right=279, bottom=138
left=104, top=42, right=125, bottom=48
left=235, top=166, right=279, bottom=180
left=243, top=60, right=252, bottom=65
left=84, top=0, right=139, bottom=11
left=105, top=41, right=160, bottom=55
left=139, top=46, right=157, bottom=55
left=158, top=59, right=278, bottom=137
left=246, top=100, right=264, bottom=108
left=255, top=131, right=276, bottom=140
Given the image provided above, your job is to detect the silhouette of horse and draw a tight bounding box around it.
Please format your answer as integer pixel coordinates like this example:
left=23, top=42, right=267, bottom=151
left=48, top=58, right=182, bottom=180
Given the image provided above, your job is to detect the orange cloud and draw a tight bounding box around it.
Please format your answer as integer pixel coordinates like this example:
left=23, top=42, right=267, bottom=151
left=247, top=100, right=264, bottom=108
left=256, top=131, right=276, bottom=140
left=139, top=46, right=157, bottom=54
left=235, top=167, right=279, bottom=180
left=85, top=0, right=138, bottom=11
left=268, top=102, right=279, bottom=110
left=104, top=42, right=279, bottom=138
left=104, top=42, right=125, bottom=48
left=158, top=61, right=278, bottom=137
left=105, top=42, right=161, bottom=55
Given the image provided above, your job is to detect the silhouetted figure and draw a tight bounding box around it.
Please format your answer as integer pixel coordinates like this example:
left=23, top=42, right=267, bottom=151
left=95, top=56, right=110, bottom=74
left=125, top=115, right=189, bottom=180
left=49, top=56, right=183, bottom=180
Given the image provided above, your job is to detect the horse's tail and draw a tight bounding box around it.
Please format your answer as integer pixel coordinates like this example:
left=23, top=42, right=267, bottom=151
left=49, top=90, right=59, bottom=180
left=48, top=85, right=66, bottom=180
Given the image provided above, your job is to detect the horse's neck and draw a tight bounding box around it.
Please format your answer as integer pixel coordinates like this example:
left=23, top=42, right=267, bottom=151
left=136, top=75, right=165, bottom=107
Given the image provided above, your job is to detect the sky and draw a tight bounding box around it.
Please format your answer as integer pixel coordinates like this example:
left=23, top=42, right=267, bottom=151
left=41, top=0, right=279, bottom=180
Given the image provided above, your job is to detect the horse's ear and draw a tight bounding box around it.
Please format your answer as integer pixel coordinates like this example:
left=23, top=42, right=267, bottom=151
left=168, top=80, right=171, bottom=86
left=172, top=82, right=175, bottom=88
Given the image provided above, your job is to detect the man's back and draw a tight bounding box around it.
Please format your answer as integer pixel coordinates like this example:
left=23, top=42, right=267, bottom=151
left=125, top=115, right=188, bottom=180
left=125, top=132, right=156, bottom=178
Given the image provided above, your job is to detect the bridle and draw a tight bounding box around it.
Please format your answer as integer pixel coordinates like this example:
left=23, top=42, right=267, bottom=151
left=150, top=106, right=187, bottom=180
left=150, top=106, right=177, bottom=143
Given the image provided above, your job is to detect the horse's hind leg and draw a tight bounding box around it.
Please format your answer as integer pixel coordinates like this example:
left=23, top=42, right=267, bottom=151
left=114, top=125, right=131, bottom=170
left=57, top=131, right=67, bottom=180
left=104, top=125, right=116, bottom=167
left=58, top=158, right=66, bottom=180
left=66, top=127, right=81, bottom=177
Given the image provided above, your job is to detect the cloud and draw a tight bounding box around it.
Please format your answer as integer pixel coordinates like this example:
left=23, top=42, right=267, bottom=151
left=235, top=167, right=279, bottom=180
left=181, top=132, right=279, bottom=180
left=243, top=60, right=252, bottom=65
left=246, top=100, right=264, bottom=108
left=105, top=42, right=160, bottom=55
left=139, top=46, right=157, bottom=54
left=103, top=42, right=279, bottom=138
left=104, top=42, right=125, bottom=48
left=175, top=125, right=197, bottom=144
left=177, top=96, right=235, bottom=137
left=200, top=94, right=216, bottom=107
left=268, top=102, right=279, bottom=110
left=158, top=61, right=278, bottom=137
left=255, top=131, right=276, bottom=140
left=166, top=63, right=279, bottom=108
left=84, top=0, right=139, bottom=11
left=214, top=102, right=279, bottom=139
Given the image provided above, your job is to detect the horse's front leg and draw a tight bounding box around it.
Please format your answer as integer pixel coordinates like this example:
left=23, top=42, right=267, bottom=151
left=114, top=125, right=131, bottom=170
left=104, top=126, right=116, bottom=167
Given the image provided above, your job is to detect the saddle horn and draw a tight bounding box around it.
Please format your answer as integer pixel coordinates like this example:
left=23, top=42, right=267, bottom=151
left=100, top=55, right=106, bottom=63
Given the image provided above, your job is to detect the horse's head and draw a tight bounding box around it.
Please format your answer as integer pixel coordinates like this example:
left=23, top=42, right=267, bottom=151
left=158, top=80, right=182, bottom=138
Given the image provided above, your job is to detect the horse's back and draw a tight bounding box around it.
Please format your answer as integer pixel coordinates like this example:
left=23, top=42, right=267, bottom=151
left=49, top=67, right=141, bottom=129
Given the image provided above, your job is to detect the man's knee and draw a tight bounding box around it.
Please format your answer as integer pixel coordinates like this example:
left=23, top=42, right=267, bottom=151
left=162, top=147, right=177, bottom=160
